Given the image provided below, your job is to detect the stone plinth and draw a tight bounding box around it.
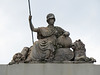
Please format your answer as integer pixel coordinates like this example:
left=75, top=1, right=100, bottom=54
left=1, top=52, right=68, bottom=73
left=0, top=63, right=99, bottom=75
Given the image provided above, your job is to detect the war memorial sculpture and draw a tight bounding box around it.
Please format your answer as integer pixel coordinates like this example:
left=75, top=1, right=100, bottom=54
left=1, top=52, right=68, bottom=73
left=9, top=13, right=96, bottom=65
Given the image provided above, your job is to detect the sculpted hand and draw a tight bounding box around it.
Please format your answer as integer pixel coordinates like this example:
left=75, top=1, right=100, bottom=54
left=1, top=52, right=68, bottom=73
left=63, top=31, right=70, bottom=37
left=29, top=15, right=32, bottom=21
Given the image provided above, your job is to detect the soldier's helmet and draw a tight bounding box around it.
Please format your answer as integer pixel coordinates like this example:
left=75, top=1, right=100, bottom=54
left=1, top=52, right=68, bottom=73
left=46, top=13, right=55, bottom=22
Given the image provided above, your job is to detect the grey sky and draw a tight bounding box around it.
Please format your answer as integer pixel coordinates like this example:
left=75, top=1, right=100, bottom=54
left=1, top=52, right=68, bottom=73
left=0, top=0, right=100, bottom=64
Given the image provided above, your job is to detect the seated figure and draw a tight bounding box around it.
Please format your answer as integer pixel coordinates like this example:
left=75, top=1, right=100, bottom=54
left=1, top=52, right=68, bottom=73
left=9, top=13, right=96, bottom=64
left=25, top=13, right=72, bottom=62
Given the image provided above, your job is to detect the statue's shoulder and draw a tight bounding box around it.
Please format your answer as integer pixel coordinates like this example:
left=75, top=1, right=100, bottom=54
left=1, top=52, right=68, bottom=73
left=54, top=26, right=62, bottom=29
left=54, top=26, right=65, bottom=32
left=54, top=26, right=65, bottom=38
left=38, top=27, right=46, bottom=29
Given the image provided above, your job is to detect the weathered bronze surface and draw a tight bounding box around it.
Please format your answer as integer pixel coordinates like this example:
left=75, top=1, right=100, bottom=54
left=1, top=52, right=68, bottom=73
left=9, top=13, right=96, bottom=65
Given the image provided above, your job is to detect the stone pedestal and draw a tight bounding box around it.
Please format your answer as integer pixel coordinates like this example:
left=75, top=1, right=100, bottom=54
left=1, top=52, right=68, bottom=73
left=0, top=63, right=99, bottom=75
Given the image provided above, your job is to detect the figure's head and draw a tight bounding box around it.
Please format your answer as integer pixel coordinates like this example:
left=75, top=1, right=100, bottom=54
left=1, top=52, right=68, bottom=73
left=46, top=13, right=55, bottom=25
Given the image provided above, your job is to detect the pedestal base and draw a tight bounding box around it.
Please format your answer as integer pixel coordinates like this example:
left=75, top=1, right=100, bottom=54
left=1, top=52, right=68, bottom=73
left=0, top=63, right=99, bottom=75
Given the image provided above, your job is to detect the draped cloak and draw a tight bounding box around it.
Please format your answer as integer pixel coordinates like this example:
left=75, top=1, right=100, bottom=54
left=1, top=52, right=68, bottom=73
left=27, top=25, right=65, bottom=61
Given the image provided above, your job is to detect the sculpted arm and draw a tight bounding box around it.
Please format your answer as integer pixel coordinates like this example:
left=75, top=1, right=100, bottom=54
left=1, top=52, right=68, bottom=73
left=58, top=26, right=70, bottom=37
left=29, top=16, right=38, bottom=32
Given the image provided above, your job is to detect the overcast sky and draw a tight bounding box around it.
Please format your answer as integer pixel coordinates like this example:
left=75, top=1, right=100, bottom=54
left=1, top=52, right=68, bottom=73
left=0, top=0, right=100, bottom=64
